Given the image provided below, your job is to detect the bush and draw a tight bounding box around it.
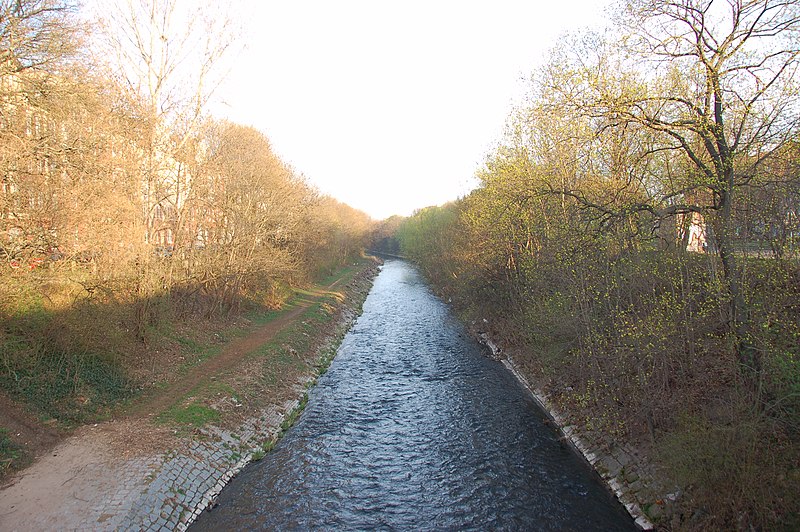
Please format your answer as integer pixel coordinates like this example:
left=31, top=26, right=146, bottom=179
left=659, top=412, right=800, bottom=529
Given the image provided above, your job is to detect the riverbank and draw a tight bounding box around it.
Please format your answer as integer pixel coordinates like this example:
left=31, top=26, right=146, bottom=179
left=191, top=258, right=637, bottom=530
left=0, top=259, right=380, bottom=530
left=475, top=331, right=656, bottom=530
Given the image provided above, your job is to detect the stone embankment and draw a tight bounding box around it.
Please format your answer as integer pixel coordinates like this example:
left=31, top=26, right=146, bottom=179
left=0, top=263, right=379, bottom=532
left=477, top=332, right=662, bottom=531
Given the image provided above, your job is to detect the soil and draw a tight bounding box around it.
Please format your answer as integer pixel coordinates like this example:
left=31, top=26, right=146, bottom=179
left=124, top=277, right=346, bottom=421
left=0, top=393, right=62, bottom=468
left=0, top=262, right=378, bottom=528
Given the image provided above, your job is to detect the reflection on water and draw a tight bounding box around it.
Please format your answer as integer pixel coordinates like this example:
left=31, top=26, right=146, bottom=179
left=191, top=260, right=635, bottom=531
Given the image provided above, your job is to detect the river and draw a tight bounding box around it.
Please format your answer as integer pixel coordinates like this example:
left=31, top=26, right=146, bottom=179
left=190, top=260, right=636, bottom=531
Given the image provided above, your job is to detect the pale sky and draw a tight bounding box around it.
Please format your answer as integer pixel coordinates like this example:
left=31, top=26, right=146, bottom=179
left=214, top=1, right=614, bottom=220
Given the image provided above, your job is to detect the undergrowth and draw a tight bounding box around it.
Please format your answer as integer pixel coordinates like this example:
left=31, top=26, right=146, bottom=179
left=157, top=402, right=221, bottom=428
left=0, top=341, right=132, bottom=425
left=416, top=244, right=800, bottom=530
left=0, top=257, right=374, bottom=430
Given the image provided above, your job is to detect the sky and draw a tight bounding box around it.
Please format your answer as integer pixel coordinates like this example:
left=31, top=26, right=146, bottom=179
left=213, top=1, right=614, bottom=220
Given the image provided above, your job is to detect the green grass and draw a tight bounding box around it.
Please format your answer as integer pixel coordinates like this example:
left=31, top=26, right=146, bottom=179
left=0, top=342, right=133, bottom=426
left=157, top=402, right=220, bottom=428
left=251, top=449, right=266, bottom=461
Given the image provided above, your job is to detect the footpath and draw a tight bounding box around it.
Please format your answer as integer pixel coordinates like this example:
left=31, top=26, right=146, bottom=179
left=0, top=262, right=379, bottom=531
left=0, top=404, right=296, bottom=530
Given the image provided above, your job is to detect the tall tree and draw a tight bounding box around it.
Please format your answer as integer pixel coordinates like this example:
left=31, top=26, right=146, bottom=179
left=88, top=0, right=239, bottom=244
left=550, top=0, right=800, bottom=380
left=0, top=0, right=79, bottom=75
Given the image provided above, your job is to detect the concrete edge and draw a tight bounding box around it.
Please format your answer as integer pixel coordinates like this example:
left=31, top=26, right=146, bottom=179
left=177, top=398, right=300, bottom=531
left=494, top=350, right=656, bottom=531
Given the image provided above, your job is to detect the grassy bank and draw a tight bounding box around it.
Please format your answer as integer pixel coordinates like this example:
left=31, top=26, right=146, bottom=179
left=0, top=256, right=379, bottom=478
left=405, top=230, right=800, bottom=529
left=152, top=259, right=377, bottom=433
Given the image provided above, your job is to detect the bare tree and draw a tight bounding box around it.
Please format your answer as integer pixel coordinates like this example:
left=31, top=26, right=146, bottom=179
left=182, top=121, right=312, bottom=314
left=551, top=0, right=800, bottom=380
left=0, top=1, right=86, bottom=261
left=90, top=0, right=237, bottom=129
left=0, top=0, right=79, bottom=75
left=87, top=0, right=239, bottom=244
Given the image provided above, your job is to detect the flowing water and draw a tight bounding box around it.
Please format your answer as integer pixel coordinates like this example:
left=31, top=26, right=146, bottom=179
left=190, top=260, right=636, bottom=531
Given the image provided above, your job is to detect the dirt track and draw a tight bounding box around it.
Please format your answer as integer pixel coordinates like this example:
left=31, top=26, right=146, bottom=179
left=0, top=263, right=378, bottom=530
left=125, top=278, right=346, bottom=421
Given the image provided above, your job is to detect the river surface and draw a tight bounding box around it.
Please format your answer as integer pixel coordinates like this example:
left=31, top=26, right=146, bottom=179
left=191, top=260, right=636, bottom=531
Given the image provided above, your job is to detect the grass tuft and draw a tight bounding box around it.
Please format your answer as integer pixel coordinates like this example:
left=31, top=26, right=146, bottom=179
left=157, top=402, right=220, bottom=428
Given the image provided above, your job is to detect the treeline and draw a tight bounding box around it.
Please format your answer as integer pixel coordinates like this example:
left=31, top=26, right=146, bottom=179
left=398, top=2, right=799, bottom=529
left=1, top=2, right=372, bottom=420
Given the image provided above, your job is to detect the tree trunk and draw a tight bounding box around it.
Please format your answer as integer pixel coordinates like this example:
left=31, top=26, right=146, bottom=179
left=715, top=184, right=761, bottom=389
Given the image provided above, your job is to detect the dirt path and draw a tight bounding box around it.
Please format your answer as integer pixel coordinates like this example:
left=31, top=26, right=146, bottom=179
left=126, top=278, right=344, bottom=420
left=0, top=267, right=373, bottom=531
left=0, top=394, right=62, bottom=470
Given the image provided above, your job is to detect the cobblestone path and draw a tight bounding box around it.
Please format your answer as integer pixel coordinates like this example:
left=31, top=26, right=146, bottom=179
left=0, top=397, right=300, bottom=531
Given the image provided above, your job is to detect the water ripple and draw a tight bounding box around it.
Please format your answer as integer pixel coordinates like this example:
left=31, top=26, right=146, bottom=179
left=191, top=261, right=636, bottom=531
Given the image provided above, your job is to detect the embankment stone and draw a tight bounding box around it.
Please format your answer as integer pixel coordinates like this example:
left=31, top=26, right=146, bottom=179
left=0, top=263, right=380, bottom=532
left=494, top=347, right=657, bottom=531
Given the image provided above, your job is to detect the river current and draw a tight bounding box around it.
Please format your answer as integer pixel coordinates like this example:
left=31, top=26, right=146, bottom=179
left=191, top=260, right=636, bottom=531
